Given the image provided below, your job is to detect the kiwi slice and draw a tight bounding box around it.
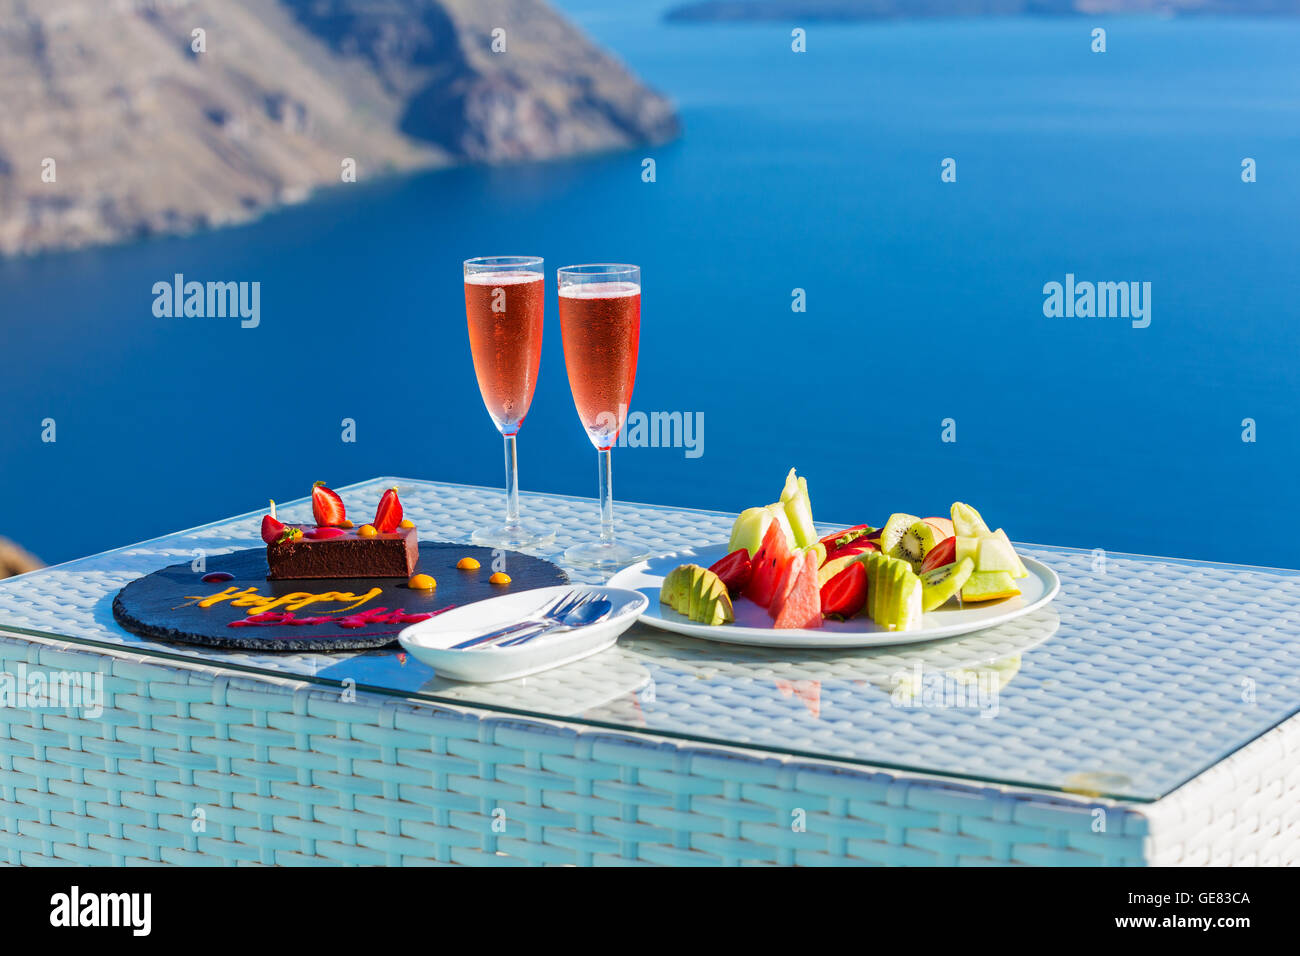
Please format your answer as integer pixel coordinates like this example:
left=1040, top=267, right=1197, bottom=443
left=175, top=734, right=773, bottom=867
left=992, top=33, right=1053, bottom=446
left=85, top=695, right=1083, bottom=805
left=896, top=520, right=938, bottom=571
left=921, top=557, right=975, bottom=612
left=878, top=513, right=920, bottom=562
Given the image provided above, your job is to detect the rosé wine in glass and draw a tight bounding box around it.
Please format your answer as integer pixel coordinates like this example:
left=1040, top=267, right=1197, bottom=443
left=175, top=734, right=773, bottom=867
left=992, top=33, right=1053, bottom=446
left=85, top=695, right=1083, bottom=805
left=463, top=256, right=555, bottom=551
left=558, top=264, right=649, bottom=570
left=558, top=280, right=641, bottom=450
left=465, top=270, right=545, bottom=434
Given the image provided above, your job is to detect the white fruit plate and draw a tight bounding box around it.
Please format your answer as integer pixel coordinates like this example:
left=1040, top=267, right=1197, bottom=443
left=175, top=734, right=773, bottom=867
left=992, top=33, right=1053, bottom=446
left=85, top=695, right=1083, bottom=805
left=607, top=543, right=1060, bottom=649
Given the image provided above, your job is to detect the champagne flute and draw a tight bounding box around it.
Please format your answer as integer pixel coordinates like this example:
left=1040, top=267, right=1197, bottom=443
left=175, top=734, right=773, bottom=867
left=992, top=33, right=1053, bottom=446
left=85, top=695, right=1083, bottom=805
left=557, top=263, right=649, bottom=570
left=464, top=256, right=556, bottom=551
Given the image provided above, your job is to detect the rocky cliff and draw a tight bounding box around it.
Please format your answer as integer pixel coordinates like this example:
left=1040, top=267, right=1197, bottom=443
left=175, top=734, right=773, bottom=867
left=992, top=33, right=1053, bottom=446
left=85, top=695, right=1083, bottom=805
left=0, top=0, right=679, bottom=255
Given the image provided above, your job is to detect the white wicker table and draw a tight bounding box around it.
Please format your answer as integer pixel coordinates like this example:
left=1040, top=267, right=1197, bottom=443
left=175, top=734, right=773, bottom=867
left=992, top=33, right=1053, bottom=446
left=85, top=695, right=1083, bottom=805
left=0, top=477, right=1296, bottom=865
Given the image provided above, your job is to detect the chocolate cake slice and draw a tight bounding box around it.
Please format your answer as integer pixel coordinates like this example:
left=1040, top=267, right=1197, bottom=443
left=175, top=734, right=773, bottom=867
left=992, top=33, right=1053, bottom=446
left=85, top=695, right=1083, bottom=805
left=267, top=525, right=418, bottom=580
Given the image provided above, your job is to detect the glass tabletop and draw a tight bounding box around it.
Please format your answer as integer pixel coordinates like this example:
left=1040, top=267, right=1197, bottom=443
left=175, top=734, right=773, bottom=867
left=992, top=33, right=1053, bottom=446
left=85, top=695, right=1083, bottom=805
left=1, top=476, right=1297, bottom=802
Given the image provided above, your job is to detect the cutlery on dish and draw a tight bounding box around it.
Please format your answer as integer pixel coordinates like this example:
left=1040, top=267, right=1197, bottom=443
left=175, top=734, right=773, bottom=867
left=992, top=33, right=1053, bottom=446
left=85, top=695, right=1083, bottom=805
left=497, top=596, right=613, bottom=647
left=449, top=589, right=582, bottom=650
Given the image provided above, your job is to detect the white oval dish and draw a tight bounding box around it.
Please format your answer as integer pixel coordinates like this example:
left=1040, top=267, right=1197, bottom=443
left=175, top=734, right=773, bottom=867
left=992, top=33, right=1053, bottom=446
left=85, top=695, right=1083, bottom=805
left=607, top=543, right=1060, bottom=649
left=398, top=585, right=647, bottom=682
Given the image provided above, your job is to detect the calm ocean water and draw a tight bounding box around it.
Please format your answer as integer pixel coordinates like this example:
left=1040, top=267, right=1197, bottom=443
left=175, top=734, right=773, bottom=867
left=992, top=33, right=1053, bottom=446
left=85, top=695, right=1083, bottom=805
left=2, top=6, right=1297, bottom=568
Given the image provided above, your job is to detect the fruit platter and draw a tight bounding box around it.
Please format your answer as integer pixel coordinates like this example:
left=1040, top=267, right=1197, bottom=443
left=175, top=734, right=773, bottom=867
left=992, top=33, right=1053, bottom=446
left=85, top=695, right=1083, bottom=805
left=609, top=469, right=1059, bottom=649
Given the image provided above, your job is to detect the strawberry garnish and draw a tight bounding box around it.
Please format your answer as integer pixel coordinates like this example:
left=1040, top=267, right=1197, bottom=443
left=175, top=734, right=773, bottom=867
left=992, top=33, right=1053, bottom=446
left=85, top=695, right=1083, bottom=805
left=373, top=487, right=403, bottom=533
left=311, top=481, right=347, bottom=527
left=261, top=513, right=286, bottom=545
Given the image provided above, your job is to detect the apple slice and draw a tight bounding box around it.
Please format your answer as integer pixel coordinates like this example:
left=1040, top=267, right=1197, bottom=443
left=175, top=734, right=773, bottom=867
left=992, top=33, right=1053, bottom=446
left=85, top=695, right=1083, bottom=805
left=923, top=517, right=954, bottom=540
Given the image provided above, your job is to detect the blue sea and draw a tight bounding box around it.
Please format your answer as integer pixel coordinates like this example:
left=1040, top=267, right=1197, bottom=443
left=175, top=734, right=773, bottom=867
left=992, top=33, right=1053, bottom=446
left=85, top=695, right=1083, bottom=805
left=2, top=5, right=1298, bottom=569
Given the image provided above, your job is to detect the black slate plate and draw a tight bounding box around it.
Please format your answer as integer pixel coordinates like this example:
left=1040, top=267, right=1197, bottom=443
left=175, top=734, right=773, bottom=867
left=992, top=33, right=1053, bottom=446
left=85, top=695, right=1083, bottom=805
left=111, top=543, right=569, bottom=652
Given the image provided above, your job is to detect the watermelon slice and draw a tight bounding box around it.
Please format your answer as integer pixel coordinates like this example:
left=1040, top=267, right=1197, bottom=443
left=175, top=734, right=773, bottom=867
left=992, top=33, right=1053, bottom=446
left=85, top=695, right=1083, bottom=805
left=768, top=548, right=804, bottom=619
left=771, top=550, right=823, bottom=629
left=747, top=520, right=792, bottom=608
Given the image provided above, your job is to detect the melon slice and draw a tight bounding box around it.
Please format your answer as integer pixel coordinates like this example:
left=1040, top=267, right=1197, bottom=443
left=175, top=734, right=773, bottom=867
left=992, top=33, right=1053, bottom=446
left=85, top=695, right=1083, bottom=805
left=771, top=550, right=822, bottom=629
left=990, top=529, right=1029, bottom=578
left=961, top=570, right=1020, bottom=603
left=778, top=468, right=818, bottom=550
left=976, top=534, right=1020, bottom=574
left=955, top=535, right=980, bottom=565
left=728, top=507, right=772, bottom=559
left=951, top=502, right=991, bottom=537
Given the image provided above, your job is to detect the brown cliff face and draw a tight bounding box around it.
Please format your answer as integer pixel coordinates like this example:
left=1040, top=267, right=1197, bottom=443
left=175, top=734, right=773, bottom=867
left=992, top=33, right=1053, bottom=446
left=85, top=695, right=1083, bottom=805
left=0, top=537, right=42, bottom=579
left=0, top=0, right=679, bottom=255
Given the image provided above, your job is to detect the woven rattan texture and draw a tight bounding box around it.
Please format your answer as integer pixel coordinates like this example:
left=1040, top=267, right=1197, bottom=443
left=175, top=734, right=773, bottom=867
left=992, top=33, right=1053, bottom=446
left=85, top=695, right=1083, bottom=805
left=0, top=636, right=1148, bottom=866
left=0, top=478, right=1297, bottom=800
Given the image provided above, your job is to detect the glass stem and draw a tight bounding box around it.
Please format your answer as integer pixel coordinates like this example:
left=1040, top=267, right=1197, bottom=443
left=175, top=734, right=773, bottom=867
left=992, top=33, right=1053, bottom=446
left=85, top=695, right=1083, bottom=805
left=598, top=447, right=615, bottom=543
left=503, top=433, right=520, bottom=527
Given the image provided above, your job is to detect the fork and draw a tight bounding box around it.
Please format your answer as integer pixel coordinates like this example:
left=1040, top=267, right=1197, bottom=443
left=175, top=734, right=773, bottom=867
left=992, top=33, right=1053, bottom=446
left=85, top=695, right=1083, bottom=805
left=495, top=592, right=604, bottom=647
left=449, top=590, right=582, bottom=650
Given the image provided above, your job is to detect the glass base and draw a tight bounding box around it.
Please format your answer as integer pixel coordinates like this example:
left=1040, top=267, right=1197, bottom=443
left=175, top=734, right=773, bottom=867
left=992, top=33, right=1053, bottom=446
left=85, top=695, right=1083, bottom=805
left=471, top=520, right=557, bottom=552
left=564, top=536, right=650, bottom=572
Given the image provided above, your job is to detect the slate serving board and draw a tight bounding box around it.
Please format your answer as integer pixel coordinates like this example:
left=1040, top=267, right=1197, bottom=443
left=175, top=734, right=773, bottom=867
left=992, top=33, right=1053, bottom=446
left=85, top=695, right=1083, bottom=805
left=112, top=543, right=569, bottom=652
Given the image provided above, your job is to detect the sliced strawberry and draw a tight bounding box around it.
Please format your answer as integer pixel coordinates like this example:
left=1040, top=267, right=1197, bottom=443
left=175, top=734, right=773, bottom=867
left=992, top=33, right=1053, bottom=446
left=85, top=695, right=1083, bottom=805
left=708, top=549, right=753, bottom=596
left=311, top=481, right=347, bottom=527
left=920, top=536, right=957, bottom=574
left=373, top=486, right=403, bottom=533
left=261, top=513, right=286, bottom=545
left=820, top=560, right=867, bottom=619
left=818, top=524, right=872, bottom=553
left=825, top=538, right=879, bottom=563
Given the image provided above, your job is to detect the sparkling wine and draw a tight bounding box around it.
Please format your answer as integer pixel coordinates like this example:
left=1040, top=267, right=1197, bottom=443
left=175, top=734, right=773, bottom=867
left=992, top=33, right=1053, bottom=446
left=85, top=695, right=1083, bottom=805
left=464, top=271, right=544, bottom=435
left=558, top=280, right=641, bottom=449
